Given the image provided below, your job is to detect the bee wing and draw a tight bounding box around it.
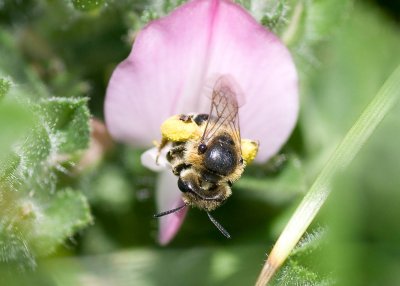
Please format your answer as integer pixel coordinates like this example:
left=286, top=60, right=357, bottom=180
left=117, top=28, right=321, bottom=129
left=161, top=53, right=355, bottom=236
left=202, top=76, right=241, bottom=151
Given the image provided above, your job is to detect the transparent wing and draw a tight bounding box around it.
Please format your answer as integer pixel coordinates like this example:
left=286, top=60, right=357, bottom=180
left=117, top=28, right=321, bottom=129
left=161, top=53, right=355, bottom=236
left=201, top=76, right=241, bottom=150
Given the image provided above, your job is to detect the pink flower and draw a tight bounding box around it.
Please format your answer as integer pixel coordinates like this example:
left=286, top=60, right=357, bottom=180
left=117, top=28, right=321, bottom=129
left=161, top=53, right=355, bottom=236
left=105, top=0, right=298, bottom=244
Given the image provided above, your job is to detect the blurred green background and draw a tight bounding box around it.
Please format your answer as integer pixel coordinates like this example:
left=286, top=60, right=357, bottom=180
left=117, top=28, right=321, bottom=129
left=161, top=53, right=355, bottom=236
left=1, top=0, right=400, bottom=285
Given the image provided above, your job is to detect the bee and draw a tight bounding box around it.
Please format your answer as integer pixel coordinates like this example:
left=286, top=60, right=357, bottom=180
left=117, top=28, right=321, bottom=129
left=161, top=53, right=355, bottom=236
left=154, top=75, right=259, bottom=238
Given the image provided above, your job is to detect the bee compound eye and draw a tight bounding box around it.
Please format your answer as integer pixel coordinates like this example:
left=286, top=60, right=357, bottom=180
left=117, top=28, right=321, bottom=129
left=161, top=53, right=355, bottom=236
left=177, top=178, right=191, bottom=193
left=193, top=114, right=209, bottom=125
left=198, top=143, right=207, bottom=154
left=204, top=143, right=237, bottom=176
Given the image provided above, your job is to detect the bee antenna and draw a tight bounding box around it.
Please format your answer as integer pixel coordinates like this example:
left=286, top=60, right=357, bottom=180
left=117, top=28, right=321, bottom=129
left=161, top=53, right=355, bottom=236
left=153, top=205, right=186, bottom=218
left=207, top=212, right=231, bottom=239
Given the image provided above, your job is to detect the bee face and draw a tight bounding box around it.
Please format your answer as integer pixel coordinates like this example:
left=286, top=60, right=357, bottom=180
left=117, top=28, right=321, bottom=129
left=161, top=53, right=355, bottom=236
left=166, top=139, right=233, bottom=212
left=177, top=167, right=231, bottom=212
left=203, top=134, right=239, bottom=176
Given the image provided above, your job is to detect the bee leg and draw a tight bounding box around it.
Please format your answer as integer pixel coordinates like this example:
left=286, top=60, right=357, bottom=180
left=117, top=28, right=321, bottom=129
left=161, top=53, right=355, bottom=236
left=156, top=137, right=169, bottom=165
left=167, top=144, right=189, bottom=175
left=179, top=114, right=193, bottom=122
left=166, top=144, right=186, bottom=162
left=172, top=163, right=191, bottom=176
left=206, top=184, right=232, bottom=202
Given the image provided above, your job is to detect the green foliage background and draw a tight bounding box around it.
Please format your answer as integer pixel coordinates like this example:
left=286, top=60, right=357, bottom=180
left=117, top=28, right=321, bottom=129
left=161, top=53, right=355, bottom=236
left=0, top=0, right=399, bottom=285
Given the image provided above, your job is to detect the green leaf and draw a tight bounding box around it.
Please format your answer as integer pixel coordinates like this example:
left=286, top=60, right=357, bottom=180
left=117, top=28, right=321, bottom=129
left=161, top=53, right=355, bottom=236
left=0, top=77, right=11, bottom=99
left=37, top=97, right=90, bottom=154
left=0, top=99, right=36, bottom=157
left=0, top=222, right=37, bottom=270
left=0, top=84, right=92, bottom=269
left=285, top=0, right=350, bottom=45
left=280, top=0, right=352, bottom=68
left=237, top=0, right=351, bottom=57
left=272, top=263, right=333, bottom=286
left=290, top=227, right=325, bottom=257
left=20, top=125, right=52, bottom=168
left=0, top=189, right=92, bottom=269
left=260, top=0, right=289, bottom=33
left=31, top=189, right=93, bottom=255
left=71, top=0, right=105, bottom=12
left=270, top=228, right=333, bottom=286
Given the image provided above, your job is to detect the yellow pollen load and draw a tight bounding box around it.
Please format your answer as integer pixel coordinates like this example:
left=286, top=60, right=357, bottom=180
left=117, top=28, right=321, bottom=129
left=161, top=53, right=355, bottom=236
left=241, top=139, right=259, bottom=164
left=160, top=115, right=201, bottom=142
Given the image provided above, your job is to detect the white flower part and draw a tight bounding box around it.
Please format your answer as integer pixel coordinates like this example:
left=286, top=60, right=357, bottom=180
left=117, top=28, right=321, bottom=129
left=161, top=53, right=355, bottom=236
left=140, top=147, right=170, bottom=172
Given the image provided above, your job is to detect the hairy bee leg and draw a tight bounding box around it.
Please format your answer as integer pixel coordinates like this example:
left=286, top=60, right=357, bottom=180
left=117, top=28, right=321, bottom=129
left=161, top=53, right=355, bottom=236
left=166, top=144, right=186, bottom=162
left=155, top=137, right=169, bottom=165
left=179, top=114, right=193, bottom=122
left=158, top=114, right=202, bottom=167
left=240, top=139, right=259, bottom=164
left=172, top=163, right=191, bottom=176
left=166, top=144, right=189, bottom=175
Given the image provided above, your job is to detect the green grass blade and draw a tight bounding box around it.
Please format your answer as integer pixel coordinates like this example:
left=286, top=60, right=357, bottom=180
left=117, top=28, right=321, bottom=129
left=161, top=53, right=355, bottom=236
left=256, top=64, right=400, bottom=285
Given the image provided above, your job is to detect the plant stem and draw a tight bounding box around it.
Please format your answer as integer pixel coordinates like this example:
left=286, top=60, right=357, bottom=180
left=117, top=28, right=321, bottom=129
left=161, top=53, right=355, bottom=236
left=255, top=65, right=400, bottom=286
left=282, top=2, right=303, bottom=46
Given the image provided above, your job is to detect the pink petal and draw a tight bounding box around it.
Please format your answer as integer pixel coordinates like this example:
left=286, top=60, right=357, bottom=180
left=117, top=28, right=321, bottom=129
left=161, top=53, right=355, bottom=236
left=204, top=1, right=298, bottom=162
left=105, top=0, right=298, bottom=162
left=105, top=0, right=213, bottom=147
left=156, top=171, right=188, bottom=245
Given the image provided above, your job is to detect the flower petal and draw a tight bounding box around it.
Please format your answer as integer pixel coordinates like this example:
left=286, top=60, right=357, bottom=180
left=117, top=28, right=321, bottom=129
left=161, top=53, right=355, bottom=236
left=204, top=0, right=299, bottom=162
left=156, top=171, right=188, bottom=245
left=105, top=0, right=298, bottom=162
left=105, top=0, right=215, bottom=147
left=141, top=147, right=170, bottom=172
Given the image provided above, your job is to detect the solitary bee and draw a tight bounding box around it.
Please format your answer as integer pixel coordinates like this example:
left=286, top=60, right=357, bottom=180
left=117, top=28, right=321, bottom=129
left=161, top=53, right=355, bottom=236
left=154, top=75, right=259, bottom=238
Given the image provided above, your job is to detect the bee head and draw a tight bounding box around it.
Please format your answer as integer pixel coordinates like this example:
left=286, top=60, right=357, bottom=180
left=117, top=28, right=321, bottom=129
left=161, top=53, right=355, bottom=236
left=202, top=135, right=238, bottom=176
left=176, top=170, right=229, bottom=212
